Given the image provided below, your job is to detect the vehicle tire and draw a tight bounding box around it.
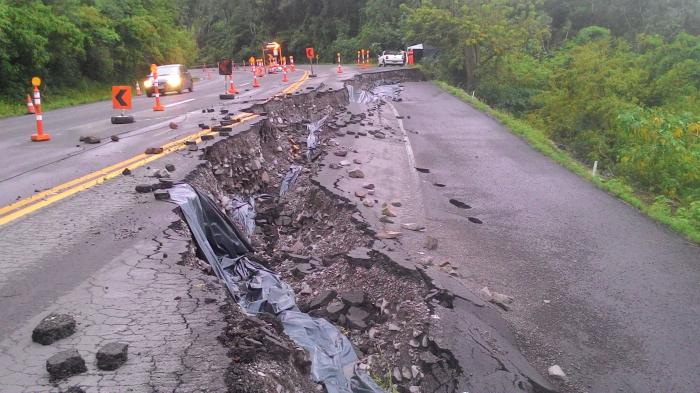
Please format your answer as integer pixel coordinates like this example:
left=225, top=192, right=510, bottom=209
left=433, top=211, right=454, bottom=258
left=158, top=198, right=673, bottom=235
left=147, top=92, right=153, bottom=98
left=188, top=81, right=193, bottom=93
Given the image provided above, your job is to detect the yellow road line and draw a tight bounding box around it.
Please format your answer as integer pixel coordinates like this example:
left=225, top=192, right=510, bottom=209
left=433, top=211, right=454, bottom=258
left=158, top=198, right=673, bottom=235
left=0, top=70, right=311, bottom=227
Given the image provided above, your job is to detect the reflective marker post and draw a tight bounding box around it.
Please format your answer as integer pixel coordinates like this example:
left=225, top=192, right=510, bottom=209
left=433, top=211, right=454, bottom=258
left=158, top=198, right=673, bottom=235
left=151, top=64, right=165, bottom=112
left=30, top=77, right=51, bottom=142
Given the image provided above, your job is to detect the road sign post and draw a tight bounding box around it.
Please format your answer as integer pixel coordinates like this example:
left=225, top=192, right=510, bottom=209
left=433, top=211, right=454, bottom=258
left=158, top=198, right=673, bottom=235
left=218, top=58, right=235, bottom=100
left=111, top=86, right=134, bottom=124
left=30, top=77, right=51, bottom=142
left=306, top=47, right=316, bottom=77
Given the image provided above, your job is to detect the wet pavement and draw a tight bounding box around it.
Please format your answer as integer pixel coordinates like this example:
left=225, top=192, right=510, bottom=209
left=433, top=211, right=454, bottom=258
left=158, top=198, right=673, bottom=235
left=328, top=81, right=700, bottom=392
left=0, top=65, right=354, bottom=392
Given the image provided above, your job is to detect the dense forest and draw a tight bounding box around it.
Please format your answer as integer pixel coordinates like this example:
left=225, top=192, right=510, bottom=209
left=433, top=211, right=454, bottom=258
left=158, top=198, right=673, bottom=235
left=1, top=0, right=698, bottom=233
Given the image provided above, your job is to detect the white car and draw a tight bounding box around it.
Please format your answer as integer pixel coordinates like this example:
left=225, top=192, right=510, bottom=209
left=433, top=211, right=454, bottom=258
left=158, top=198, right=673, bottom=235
left=378, top=51, right=405, bottom=66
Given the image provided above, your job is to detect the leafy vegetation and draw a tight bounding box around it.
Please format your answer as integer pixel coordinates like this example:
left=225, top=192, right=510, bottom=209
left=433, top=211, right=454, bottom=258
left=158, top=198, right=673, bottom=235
left=0, top=0, right=698, bottom=237
left=0, top=0, right=195, bottom=113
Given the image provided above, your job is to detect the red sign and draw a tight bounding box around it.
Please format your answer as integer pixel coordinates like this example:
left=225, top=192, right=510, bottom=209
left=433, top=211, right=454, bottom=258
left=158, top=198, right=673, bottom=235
left=111, top=86, right=132, bottom=110
left=305, top=47, right=315, bottom=59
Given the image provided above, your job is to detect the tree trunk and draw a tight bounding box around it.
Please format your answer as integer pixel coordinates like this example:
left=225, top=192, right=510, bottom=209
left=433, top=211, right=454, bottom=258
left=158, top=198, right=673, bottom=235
left=464, top=45, right=478, bottom=92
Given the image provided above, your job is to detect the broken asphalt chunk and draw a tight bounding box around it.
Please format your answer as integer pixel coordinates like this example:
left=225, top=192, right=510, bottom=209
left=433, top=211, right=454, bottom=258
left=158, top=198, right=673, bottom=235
left=308, top=290, right=337, bottom=310
left=144, top=147, right=164, bottom=154
left=46, top=349, right=86, bottom=381
left=32, top=314, right=76, bottom=345
left=154, top=190, right=170, bottom=200
left=135, top=184, right=152, bottom=193
left=96, top=342, right=128, bottom=371
left=348, top=169, right=365, bottom=178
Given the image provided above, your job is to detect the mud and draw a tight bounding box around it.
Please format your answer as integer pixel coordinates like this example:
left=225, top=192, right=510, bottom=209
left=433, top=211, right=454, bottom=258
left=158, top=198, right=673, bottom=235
left=176, top=68, right=555, bottom=393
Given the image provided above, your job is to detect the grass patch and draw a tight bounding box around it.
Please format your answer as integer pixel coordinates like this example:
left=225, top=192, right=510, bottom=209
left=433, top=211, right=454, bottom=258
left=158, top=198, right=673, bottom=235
left=435, top=80, right=700, bottom=244
left=0, top=82, right=112, bottom=118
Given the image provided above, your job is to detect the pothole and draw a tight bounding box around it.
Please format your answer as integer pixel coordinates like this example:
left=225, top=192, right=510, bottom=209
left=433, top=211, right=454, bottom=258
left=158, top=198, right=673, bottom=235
left=448, top=199, right=471, bottom=209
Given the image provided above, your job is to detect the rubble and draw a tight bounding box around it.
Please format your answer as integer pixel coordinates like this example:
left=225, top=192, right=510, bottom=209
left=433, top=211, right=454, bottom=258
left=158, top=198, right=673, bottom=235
left=96, top=342, right=128, bottom=370
left=32, top=314, right=76, bottom=345
left=46, top=349, right=86, bottom=381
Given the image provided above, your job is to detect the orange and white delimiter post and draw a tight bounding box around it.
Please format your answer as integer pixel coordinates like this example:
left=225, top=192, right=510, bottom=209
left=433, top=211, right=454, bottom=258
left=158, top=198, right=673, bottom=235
left=30, top=77, right=50, bottom=142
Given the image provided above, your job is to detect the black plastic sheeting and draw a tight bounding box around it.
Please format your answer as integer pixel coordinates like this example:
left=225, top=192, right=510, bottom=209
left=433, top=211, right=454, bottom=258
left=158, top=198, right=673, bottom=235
left=169, top=184, right=385, bottom=393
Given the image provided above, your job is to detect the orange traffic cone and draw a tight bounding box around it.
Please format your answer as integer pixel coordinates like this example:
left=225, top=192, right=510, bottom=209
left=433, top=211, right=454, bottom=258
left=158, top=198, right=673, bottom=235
left=26, top=94, right=35, bottom=114
left=253, top=74, right=260, bottom=88
left=228, top=78, right=238, bottom=94
left=135, top=81, right=142, bottom=96
left=282, top=67, right=289, bottom=82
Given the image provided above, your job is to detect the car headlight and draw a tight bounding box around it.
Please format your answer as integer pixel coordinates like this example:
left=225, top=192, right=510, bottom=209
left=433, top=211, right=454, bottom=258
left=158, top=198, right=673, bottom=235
left=167, top=75, right=182, bottom=86
left=144, top=79, right=153, bottom=88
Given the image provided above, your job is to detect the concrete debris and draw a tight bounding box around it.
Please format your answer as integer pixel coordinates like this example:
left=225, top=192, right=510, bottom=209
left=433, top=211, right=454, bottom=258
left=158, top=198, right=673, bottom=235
left=547, top=365, right=567, bottom=381
left=46, top=349, right=86, bottom=381
left=121, top=168, right=131, bottom=176
left=110, top=135, right=120, bottom=142
left=362, top=183, right=375, bottom=190
left=32, top=314, right=76, bottom=345
left=340, top=290, right=365, bottom=306
left=135, top=184, right=152, bottom=193
left=348, top=169, right=365, bottom=178
left=169, top=122, right=178, bottom=129
left=424, top=236, right=438, bottom=250
left=308, top=290, right=337, bottom=310
left=80, top=136, right=100, bottom=144
left=145, top=147, right=164, bottom=154
left=401, top=223, right=426, bottom=231
left=154, top=190, right=170, bottom=200
left=376, top=230, right=402, bottom=240
left=382, top=206, right=397, bottom=217
left=165, top=164, right=176, bottom=172
left=96, top=342, right=128, bottom=371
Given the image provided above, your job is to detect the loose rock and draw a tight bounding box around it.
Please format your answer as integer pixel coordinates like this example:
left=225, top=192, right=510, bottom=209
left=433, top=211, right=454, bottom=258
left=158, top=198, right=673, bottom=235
left=135, top=184, right=152, bottom=193
left=32, top=314, right=76, bottom=345
left=348, top=169, right=365, bottom=178
left=424, top=236, right=438, bottom=250
left=46, top=349, right=87, bottom=381
left=96, top=342, right=128, bottom=371
left=547, top=365, right=567, bottom=381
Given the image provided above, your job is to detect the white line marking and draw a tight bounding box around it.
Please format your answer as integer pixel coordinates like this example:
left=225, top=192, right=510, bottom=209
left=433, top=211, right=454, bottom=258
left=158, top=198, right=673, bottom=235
left=164, top=98, right=195, bottom=108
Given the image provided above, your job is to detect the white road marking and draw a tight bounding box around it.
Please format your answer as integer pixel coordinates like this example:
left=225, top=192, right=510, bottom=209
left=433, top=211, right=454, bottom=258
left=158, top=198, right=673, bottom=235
left=164, top=98, right=195, bottom=108
left=386, top=100, right=418, bottom=172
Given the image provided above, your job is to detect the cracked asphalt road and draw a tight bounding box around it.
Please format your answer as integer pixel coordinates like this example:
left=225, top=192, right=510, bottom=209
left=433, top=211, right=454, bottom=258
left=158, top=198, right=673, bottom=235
left=344, top=82, right=700, bottom=393
left=0, top=65, right=352, bottom=392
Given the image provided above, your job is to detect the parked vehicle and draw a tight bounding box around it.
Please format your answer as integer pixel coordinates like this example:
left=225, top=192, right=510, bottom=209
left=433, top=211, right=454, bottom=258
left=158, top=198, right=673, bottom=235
left=378, top=51, right=405, bottom=66
left=144, top=64, right=193, bottom=97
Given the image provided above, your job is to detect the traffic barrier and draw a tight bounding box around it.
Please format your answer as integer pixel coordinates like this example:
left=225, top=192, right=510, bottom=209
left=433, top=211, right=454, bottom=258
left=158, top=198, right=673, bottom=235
left=26, top=94, right=35, bottom=114
left=30, top=78, right=51, bottom=142
left=135, top=81, right=142, bottom=96
left=151, top=64, right=165, bottom=111
left=282, top=66, right=289, bottom=82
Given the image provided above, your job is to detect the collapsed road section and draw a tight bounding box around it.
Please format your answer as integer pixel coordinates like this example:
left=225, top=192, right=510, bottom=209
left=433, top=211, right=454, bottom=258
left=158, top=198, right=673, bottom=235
left=166, top=68, right=556, bottom=393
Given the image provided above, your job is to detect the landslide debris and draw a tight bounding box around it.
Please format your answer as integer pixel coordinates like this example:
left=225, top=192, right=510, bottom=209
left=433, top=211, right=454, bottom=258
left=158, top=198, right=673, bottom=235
left=175, top=68, right=553, bottom=393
